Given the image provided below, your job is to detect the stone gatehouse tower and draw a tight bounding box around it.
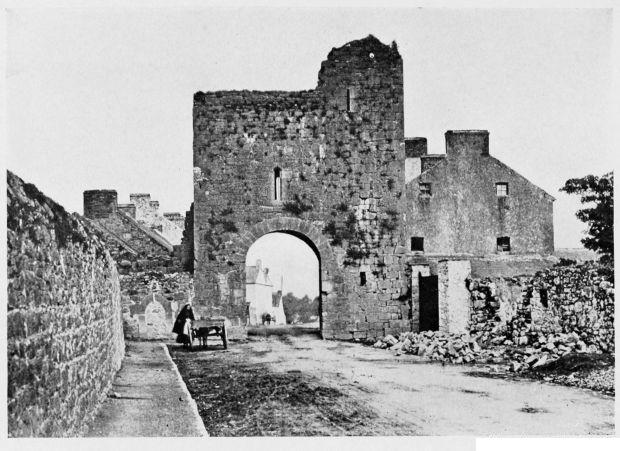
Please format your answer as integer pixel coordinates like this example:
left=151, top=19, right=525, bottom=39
left=192, top=35, right=554, bottom=340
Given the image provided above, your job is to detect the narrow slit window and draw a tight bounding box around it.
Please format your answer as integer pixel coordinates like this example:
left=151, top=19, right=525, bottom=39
left=497, top=236, right=511, bottom=252
left=347, top=88, right=356, bottom=112
left=419, top=183, right=432, bottom=197
left=360, top=271, right=367, bottom=286
left=411, top=237, right=424, bottom=252
left=274, top=168, right=281, bottom=201
left=496, top=182, right=509, bottom=196
left=539, top=288, right=548, bottom=308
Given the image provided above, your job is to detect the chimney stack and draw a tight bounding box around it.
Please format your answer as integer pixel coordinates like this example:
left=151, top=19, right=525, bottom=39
left=404, top=137, right=427, bottom=183
left=83, top=190, right=118, bottom=219
left=445, top=130, right=489, bottom=157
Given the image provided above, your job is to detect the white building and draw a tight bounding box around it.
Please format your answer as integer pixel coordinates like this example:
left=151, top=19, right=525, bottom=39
left=245, top=260, right=285, bottom=325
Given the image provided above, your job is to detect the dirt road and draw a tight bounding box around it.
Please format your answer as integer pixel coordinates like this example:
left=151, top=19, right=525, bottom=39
left=170, top=334, right=614, bottom=436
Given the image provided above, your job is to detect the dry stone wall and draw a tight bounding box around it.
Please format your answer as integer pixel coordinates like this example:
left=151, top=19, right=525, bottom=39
left=7, top=171, right=124, bottom=437
left=468, top=263, right=614, bottom=352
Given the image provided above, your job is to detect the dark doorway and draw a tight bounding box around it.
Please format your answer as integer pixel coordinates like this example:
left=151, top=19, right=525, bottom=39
left=419, top=274, right=439, bottom=331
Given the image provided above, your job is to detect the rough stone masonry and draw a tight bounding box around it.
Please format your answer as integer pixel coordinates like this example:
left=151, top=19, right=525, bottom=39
left=191, top=35, right=555, bottom=340
left=7, top=171, right=125, bottom=437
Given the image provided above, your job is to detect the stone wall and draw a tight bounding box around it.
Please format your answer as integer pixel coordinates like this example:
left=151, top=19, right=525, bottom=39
left=86, top=213, right=178, bottom=274
left=120, top=271, right=193, bottom=339
left=164, top=212, right=185, bottom=230
left=156, top=214, right=184, bottom=246
left=83, top=189, right=117, bottom=219
left=468, top=263, right=614, bottom=352
left=409, top=262, right=430, bottom=332
left=437, top=260, right=471, bottom=334
left=181, top=202, right=194, bottom=272
left=7, top=171, right=124, bottom=437
left=128, top=193, right=184, bottom=245
left=130, top=193, right=157, bottom=224
left=118, top=203, right=136, bottom=218
left=193, top=35, right=408, bottom=339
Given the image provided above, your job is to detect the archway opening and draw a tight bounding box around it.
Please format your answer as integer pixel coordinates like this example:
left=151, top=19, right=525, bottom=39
left=245, top=231, right=320, bottom=333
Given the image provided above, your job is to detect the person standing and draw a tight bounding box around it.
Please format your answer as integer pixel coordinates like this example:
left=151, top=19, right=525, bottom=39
left=172, top=302, right=195, bottom=347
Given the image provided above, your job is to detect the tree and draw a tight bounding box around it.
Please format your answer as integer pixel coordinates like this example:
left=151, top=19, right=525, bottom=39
left=282, top=292, right=320, bottom=324
left=560, top=172, right=613, bottom=263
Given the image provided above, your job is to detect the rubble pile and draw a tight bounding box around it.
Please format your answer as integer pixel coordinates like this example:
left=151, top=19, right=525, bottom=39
left=373, top=331, right=495, bottom=365
left=373, top=329, right=607, bottom=373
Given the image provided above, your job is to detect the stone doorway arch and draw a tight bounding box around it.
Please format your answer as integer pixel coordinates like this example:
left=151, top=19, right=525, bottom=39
left=198, top=217, right=343, bottom=338
left=235, top=217, right=340, bottom=336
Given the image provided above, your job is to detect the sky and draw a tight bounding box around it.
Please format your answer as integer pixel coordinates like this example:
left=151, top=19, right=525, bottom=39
left=246, top=232, right=319, bottom=299
left=5, top=5, right=615, bottom=296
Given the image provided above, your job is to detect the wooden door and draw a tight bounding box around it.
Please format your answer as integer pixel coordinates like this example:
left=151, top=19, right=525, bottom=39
left=419, top=274, right=439, bottom=331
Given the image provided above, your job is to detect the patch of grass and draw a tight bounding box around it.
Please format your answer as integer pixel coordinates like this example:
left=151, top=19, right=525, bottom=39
left=168, top=347, right=391, bottom=436
left=532, top=352, right=613, bottom=375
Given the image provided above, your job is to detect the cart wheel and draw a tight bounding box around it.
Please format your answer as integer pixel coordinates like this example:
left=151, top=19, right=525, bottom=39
left=222, top=324, right=228, bottom=350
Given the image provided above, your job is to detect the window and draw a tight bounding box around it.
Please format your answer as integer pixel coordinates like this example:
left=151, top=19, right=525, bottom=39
left=347, top=88, right=356, bottom=112
left=497, top=237, right=511, bottom=252
left=539, top=288, right=548, bottom=308
left=360, top=271, right=367, bottom=286
left=496, top=182, right=509, bottom=196
left=411, top=237, right=424, bottom=252
left=419, top=183, right=431, bottom=196
left=274, top=168, right=282, bottom=201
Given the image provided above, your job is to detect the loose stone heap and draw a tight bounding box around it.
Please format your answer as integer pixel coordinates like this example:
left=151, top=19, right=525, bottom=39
left=373, top=331, right=488, bottom=363
left=373, top=330, right=608, bottom=373
left=7, top=171, right=124, bottom=437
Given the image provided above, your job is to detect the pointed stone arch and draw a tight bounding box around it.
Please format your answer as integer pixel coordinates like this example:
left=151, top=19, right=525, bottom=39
left=195, top=216, right=345, bottom=338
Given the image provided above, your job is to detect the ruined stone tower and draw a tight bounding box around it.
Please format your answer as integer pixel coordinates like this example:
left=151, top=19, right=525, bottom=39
left=193, top=35, right=409, bottom=339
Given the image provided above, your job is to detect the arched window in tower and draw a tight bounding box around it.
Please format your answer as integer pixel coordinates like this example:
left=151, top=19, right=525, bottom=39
left=274, top=167, right=282, bottom=201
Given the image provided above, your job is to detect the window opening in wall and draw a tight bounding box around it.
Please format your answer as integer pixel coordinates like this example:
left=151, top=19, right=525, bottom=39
left=274, top=168, right=281, bottom=201
left=360, top=271, right=366, bottom=286
left=419, top=183, right=431, bottom=197
left=347, top=88, right=356, bottom=112
left=411, top=237, right=424, bottom=252
left=497, top=236, right=511, bottom=252
left=496, top=182, right=509, bottom=196
left=539, top=288, right=548, bottom=308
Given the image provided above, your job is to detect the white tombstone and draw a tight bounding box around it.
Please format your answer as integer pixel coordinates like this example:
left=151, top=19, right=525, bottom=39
left=144, top=293, right=168, bottom=339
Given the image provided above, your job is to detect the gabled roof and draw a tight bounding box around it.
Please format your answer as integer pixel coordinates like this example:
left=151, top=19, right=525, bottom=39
left=246, top=260, right=274, bottom=286
left=116, top=210, right=174, bottom=252
left=405, top=153, right=555, bottom=201
left=82, top=217, right=139, bottom=256
left=487, top=156, right=555, bottom=201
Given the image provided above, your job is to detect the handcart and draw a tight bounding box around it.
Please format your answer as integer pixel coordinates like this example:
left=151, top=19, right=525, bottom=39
left=191, top=317, right=228, bottom=350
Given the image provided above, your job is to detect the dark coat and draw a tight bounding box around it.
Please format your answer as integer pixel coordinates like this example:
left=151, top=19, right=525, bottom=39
left=172, top=304, right=195, bottom=335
